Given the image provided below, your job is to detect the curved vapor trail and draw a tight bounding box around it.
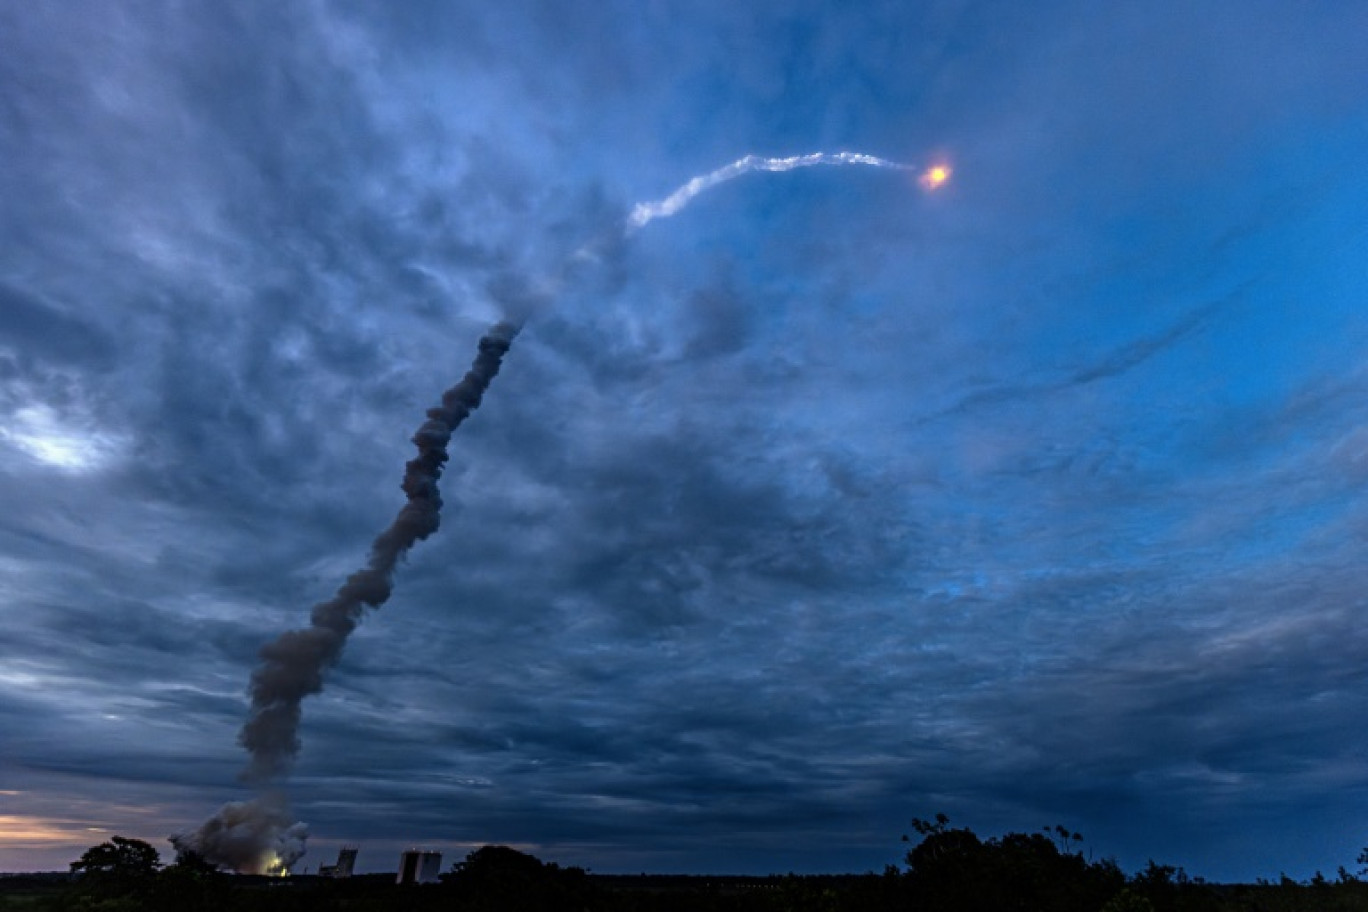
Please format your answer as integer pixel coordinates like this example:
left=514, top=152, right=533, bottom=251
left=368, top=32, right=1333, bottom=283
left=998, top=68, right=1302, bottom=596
left=627, top=151, right=914, bottom=232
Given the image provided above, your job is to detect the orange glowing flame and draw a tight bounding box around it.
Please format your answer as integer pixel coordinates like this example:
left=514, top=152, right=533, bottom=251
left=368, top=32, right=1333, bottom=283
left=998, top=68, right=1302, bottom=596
left=919, top=164, right=951, bottom=191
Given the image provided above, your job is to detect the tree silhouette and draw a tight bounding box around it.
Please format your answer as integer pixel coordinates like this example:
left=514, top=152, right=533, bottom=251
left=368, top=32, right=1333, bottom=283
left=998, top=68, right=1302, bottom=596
left=902, top=815, right=1123, bottom=912
left=443, top=845, right=596, bottom=912
left=63, top=836, right=163, bottom=911
left=69, top=835, right=161, bottom=883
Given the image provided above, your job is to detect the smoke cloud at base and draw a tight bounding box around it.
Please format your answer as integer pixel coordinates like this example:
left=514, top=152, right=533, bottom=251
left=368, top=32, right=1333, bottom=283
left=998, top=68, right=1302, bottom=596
left=170, top=793, right=307, bottom=875
left=178, top=322, right=518, bottom=871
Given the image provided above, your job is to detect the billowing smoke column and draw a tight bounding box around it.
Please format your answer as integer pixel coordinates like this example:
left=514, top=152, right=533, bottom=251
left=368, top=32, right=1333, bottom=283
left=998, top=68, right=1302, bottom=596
left=239, top=322, right=517, bottom=783
left=627, top=151, right=913, bottom=231
left=173, top=321, right=518, bottom=872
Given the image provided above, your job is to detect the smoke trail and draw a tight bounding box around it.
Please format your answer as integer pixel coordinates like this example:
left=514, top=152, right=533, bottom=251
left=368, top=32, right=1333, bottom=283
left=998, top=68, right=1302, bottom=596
left=627, top=151, right=912, bottom=231
left=239, top=320, right=518, bottom=782
left=176, top=321, right=518, bottom=870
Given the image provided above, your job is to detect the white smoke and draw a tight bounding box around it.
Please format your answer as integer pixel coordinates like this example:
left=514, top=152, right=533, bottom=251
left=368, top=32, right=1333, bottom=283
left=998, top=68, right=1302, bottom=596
left=627, top=151, right=913, bottom=231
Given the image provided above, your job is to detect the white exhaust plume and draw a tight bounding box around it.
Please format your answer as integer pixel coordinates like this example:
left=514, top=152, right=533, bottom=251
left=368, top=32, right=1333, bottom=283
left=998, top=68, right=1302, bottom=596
left=627, top=151, right=913, bottom=231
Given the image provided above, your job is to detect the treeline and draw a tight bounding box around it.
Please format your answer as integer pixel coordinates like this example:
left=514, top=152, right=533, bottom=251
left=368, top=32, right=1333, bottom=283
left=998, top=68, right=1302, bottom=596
left=16, top=821, right=1368, bottom=912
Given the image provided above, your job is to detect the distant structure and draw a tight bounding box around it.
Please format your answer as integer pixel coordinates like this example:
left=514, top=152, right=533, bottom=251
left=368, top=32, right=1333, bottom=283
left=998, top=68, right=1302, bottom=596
left=396, top=849, right=442, bottom=885
left=318, top=845, right=358, bottom=878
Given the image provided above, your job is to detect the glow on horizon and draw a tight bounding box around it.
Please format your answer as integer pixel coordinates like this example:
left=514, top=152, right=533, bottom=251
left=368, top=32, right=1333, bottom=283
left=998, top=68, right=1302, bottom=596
left=0, top=815, right=101, bottom=845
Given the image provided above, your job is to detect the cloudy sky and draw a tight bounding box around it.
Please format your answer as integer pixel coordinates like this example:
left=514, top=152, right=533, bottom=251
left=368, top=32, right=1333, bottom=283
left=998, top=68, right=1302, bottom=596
left=3, top=0, right=1368, bottom=881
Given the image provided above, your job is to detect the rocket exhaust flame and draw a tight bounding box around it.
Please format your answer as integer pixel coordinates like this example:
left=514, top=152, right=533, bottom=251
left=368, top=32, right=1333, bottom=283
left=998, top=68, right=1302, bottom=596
left=918, top=163, right=952, bottom=190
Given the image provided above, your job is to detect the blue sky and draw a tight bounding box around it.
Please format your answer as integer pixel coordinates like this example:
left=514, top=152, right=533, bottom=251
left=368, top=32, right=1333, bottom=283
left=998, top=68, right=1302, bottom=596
left=3, top=0, right=1368, bottom=881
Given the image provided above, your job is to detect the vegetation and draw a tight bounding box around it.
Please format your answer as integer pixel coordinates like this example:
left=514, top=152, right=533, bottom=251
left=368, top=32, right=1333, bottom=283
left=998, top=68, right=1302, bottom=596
left=7, top=823, right=1368, bottom=912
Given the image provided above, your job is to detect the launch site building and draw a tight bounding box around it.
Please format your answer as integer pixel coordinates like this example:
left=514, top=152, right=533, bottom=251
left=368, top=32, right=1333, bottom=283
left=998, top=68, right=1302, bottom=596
left=397, top=849, right=442, bottom=884
left=318, top=846, right=358, bottom=878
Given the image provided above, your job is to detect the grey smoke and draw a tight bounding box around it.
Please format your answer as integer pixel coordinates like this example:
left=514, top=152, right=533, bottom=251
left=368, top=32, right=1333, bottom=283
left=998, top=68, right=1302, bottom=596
left=241, top=320, right=518, bottom=782
left=175, top=321, right=518, bottom=871
left=170, top=793, right=307, bottom=875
